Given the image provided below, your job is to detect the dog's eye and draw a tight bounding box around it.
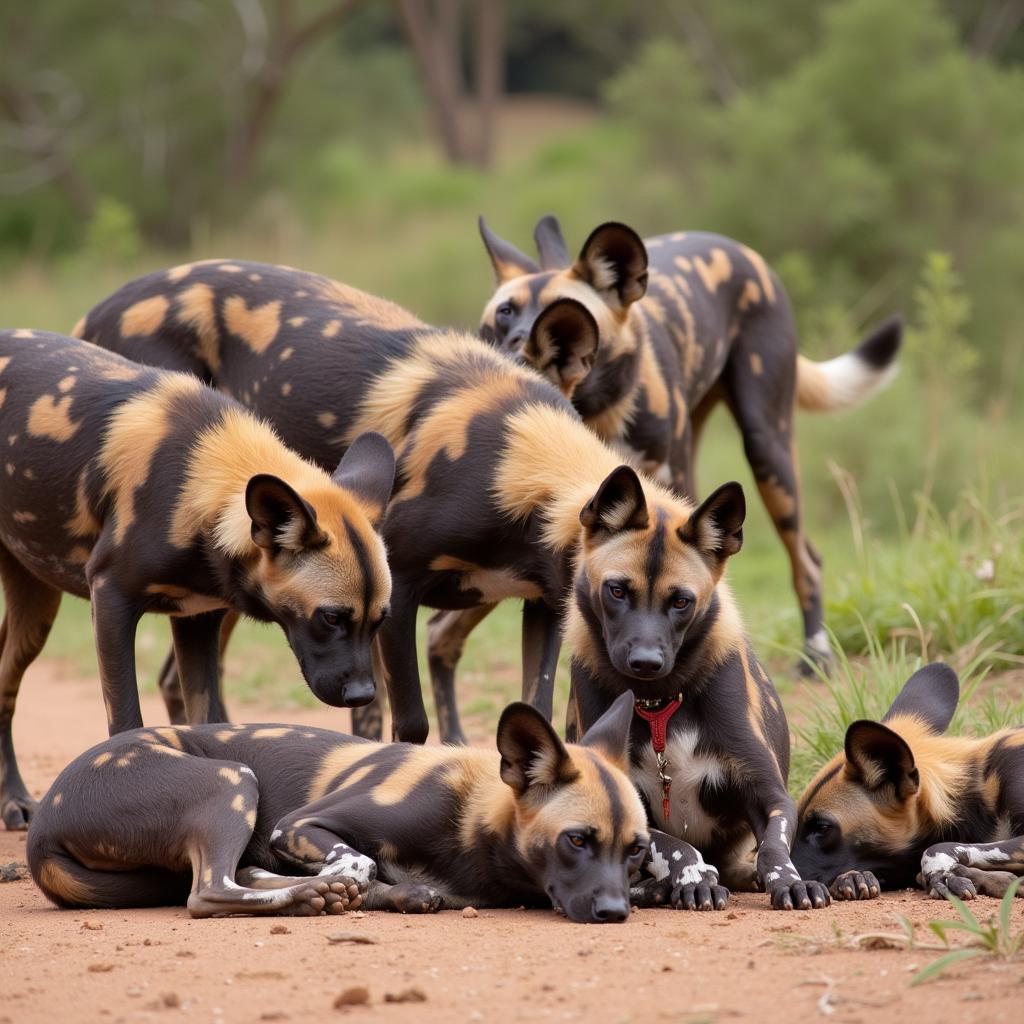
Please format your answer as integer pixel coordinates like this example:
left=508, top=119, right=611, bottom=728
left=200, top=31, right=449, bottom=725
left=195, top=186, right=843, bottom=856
left=496, top=303, right=515, bottom=319
left=607, top=583, right=626, bottom=601
left=672, top=595, right=691, bottom=611
left=627, top=843, right=646, bottom=859
left=319, top=609, right=342, bottom=627
left=567, top=833, right=587, bottom=849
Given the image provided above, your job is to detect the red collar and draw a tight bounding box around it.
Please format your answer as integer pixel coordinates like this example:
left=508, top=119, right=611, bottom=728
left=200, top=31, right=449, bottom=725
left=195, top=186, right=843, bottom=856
left=634, top=695, right=683, bottom=821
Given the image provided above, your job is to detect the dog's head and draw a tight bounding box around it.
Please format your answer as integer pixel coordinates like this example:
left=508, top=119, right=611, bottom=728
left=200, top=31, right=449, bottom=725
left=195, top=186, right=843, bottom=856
left=478, top=215, right=648, bottom=399
left=242, top=431, right=395, bottom=708
left=569, top=467, right=745, bottom=692
left=497, top=691, right=648, bottom=923
left=792, top=663, right=962, bottom=889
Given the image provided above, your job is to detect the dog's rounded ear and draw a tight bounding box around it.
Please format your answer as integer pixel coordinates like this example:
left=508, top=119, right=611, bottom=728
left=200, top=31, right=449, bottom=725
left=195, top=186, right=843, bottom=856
left=524, top=298, right=599, bottom=397
left=679, top=482, right=745, bottom=562
left=246, top=474, right=324, bottom=553
left=533, top=214, right=571, bottom=270
left=479, top=216, right=540, bottom=283
left=844, top=720, right=919, bottom=802
left=883, top=663, right=959, bottom=735
left=580, top=465, right=649, bottom=536
left=332, top=432, right=395, bottom=527
left=497, top=702, right=577, bottom=795
left=573, top=222, right=648, bottom=311
left=579, top=690, right=633, bottom=770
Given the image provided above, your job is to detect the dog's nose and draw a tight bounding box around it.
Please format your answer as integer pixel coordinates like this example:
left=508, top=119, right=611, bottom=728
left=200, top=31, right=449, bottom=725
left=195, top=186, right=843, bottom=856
left=339, top=678, right=375, bottom=707
left=627, top=647, right=664, bottom=676
left=592, top=895, right=629, bottom=923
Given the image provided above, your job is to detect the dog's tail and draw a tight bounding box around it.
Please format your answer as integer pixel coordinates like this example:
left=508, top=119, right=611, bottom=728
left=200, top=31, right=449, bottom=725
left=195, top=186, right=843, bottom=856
left=795, top=316, right=903, bottom=413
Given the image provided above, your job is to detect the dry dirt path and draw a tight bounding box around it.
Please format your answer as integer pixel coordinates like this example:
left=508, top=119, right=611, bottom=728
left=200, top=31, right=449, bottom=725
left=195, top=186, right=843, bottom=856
left=2, top=660, right=1023, bottom=1024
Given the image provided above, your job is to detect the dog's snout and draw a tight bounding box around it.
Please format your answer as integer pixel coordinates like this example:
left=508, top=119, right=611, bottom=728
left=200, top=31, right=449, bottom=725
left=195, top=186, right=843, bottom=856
left=627, top=646, right=664, bottom=677
left=591, top=894, right=629, bottom=923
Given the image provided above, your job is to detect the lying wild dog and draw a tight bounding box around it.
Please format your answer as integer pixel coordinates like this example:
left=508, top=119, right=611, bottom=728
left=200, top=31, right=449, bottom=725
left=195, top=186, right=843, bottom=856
left=28, top=692, right=653, bottom=923
left=792, top=663, right=1024, bottom=902
left=78, top=262, right=717, bottom=750
left=0, top=330, right=393, bottom=830
left=560, top=466, right=830, bottom=911
left=472, top=216, right=902, bottom=677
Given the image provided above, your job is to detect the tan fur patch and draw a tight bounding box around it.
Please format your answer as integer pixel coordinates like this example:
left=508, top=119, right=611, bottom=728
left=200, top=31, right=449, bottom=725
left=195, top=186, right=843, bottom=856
left=224, top=296, right=282, bottom=354
left=120, top=295, right=170, bottom=338
left=66, top=468, right=100, bottom=539
left=739, top=280, right=762, bottom=311
left=28, top=394, right=80, bottom=442
left=251, top=727, right=292, bottom=740
left=288, top=317, right=307, bottom=328
left=749, top=353, right=764, bottom=376
left=693, top=248, right=733, bottom=294
left=317, top=412, right=337, bottom=429
left=317, top=279, right=425, bottom=331
left=37, top=858, right=93, bottom=906
left=100, top=374, right=204, bottom=544
left=0, top=356, right=10, bottom=375
left=175, top=282, right=221, bottom=372
left=322, top=320, right=342, bottom=338
left=12, top=510, right=36, bottom=523
left=738, top=244, right=776, bottom=303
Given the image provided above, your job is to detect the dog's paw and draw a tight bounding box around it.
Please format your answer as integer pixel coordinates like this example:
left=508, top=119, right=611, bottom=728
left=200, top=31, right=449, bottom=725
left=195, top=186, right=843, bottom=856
left=672, top=881, right=730, bottom=911
left=1, top=791, right=36, bottom=831
left=389, top=882, right=445, bottom=914
left=829, top=869, right=880, bottom=901
left=321, top=878, right=365, bottom=914
left=922, top=868, right=978, bottom=902
left=768, top=878, right=831, bottom=910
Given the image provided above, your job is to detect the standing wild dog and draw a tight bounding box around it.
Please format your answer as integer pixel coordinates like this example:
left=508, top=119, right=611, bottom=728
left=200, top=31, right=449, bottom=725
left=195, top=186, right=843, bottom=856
left=29, top=692, right=653, bottom=923
left=0, top=330, right=393, bottom=830
left=472, top=216, right=902, bottom=676
left=78, top=262, right=709, bottom=748
left=792, top=663, right=1024, bottom=902
left=562, top=466, right=830, bottom=912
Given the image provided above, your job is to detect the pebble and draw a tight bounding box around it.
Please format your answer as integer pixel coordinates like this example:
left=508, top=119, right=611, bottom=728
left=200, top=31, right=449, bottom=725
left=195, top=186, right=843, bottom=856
left=270, top=925, right=290, bottom=935
left=462, top=907, right=479, bottom=919
left=334, top=986, right=370, bottom=1009
left=385, top=987, right=427, bottom=1004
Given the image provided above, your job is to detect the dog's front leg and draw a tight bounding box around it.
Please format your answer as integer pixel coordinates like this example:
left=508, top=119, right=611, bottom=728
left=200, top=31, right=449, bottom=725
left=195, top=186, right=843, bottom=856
left=752, top=792, right=831, bottom=910
left=377, top=580, right=428, bottom=743
left=521, top=598, right=561, bottom=722
left=170, top=610, right=229, bottom=724
left=89, top=575, right=144, bottom=735
left=631, top=829, right=729, bottom=911
left=920, top=837, right=1024, bottom=901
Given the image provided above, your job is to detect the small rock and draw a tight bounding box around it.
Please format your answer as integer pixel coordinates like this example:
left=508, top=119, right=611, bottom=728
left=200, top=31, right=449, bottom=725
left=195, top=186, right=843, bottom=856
left=334, top=986, right=370, bottom=1009
left=462, top=907, right=479, bottom=919
left=160, top=993, right=180, bottom=1009
left=385, top=987, right=427, bottom=1004
left=726, top=911, right=738, bottom=920
left=82, top=921, right=103, bottom=931
left=0, top=861, right=28, bottom=883
left=260, top=1014, right=290, bottom=1022
left=87, top=963, right=116, bottom=973
left=175, top=950, right=195, bottom=958
left=270, top=924, right=290, bottom=935
left=327, top=932, right=377, bottom=945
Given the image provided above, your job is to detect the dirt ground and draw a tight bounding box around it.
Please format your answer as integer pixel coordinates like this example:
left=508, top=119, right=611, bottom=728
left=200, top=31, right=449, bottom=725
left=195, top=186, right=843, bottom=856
left=2, top=660, right=1023, bottom=1024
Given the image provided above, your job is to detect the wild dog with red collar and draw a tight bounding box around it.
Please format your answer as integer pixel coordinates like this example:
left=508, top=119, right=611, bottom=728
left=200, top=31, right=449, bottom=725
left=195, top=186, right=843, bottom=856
left=0, top=330, right=393, bottom=829
left=564, top=469, right=831, bottom=911
left=474, top=217, right=902, bottom=677
left=28, top=693, right=651, bottom=923
left=792, top=663, right=1024, bottom=902
left=77, top=263, right=726, bottom=750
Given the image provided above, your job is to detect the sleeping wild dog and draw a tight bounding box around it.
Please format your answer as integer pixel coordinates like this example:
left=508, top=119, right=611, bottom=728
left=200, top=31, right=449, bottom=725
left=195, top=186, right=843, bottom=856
left=792, top=663, right=1024, bottom=902
left=28, top=692, right=651, bottom=923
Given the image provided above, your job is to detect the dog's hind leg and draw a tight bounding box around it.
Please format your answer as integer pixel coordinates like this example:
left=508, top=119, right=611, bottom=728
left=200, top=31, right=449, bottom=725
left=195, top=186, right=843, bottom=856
left=0, top=543, right=62, bottom=829
left=920, top=837, right=1024, bottom=900
left=426, top=605, right=496, bottom=745
left=723, top=323, right=829, bottom=675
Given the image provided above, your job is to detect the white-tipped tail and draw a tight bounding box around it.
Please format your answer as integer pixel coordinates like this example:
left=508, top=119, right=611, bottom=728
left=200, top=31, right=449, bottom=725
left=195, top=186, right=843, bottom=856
left=795, top=317, right=902, bottom=413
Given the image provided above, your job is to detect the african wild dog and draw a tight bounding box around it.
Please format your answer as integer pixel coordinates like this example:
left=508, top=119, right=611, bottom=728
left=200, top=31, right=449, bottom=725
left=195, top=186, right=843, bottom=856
left=468, top=216, right=902, bottom=676
left=792, top=663, right=1024, bottom=902
left=28, top=692, right=651, bottom=923
left=78, top=262, right=707, bottom=748
left=0, top=330, right=393, bottom=830
left=560, top=465, right=830, bottom=911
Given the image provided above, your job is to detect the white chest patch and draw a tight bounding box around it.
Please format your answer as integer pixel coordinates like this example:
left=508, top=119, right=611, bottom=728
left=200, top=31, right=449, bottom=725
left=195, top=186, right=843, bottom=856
left=633, top=728, right=726, bottom=847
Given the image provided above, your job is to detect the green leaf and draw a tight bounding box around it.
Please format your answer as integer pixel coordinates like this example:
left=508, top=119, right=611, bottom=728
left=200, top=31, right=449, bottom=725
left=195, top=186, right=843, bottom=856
left=945, top=891, right=982, bottom=931
left=927, top=921, right=950, bottom=945
left=911, top=948, right=987, bottom=987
